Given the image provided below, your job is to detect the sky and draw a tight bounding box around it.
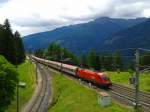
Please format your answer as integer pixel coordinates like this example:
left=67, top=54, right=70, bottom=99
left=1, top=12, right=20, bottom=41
left=0, top=0, right=150, bottom=36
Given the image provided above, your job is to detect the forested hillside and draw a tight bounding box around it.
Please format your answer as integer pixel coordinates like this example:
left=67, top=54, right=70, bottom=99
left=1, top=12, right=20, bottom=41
left=99, top=19, right=150, bottom=51
left=23, top=17, right=147, bottom=54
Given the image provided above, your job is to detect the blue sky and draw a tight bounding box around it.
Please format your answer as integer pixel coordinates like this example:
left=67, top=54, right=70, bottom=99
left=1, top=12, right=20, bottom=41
left=0, top=0, right=150, bottom=36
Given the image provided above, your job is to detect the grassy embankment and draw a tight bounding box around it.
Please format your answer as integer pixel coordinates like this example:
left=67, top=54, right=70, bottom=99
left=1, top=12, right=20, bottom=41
left=106, top=71, right=150, bottom=92
left=6, top=60, right=36, bottom=112
left=49, top=71, right=132, bottom=112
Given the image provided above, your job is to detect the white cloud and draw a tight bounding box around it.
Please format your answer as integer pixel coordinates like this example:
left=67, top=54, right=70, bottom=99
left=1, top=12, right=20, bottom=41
left=0, top=0, right=150, bottom=36
left=143, top=8, right=150, bottom=17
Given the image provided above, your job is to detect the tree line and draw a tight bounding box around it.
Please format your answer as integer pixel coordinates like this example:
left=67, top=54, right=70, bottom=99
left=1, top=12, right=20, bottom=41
left=34, top=43, right=150, bottom=72
left=34, top=43, right=123, bottom=71
left=34, top=43, right=79, bottom=65
left=0, top=19, right=25, bottom=65
left=0, top=19, right=25, bottom=111
left=80, top=50, right=123, bottom=71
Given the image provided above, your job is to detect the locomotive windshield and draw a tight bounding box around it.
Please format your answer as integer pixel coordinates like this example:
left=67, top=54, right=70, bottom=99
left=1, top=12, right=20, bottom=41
left=102, top=76, right=110, bottom=81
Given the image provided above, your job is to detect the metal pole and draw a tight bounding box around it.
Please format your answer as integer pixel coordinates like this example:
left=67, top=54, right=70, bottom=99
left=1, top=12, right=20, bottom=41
left=14, top=36, right=19, bottom=112
left=134, top=49, right=140, bottom=112
left=36, top=62, right=38, bottom=84
left=80, top=61, right=83, bottom=68
left=60, top=53, right=63, bottom=75
left=16, top=80, right=19, bottom=112
left=16, top=65, right=19, bottom=112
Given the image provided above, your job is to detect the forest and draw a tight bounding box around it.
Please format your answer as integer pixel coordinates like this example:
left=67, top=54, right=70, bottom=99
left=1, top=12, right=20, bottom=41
left=0, top=19, right=25, bottom=111
left=34, top=43, right=150, bottom=72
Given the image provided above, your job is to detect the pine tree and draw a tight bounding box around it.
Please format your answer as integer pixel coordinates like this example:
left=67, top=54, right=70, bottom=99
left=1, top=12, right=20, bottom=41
left=0, top=24, right=5, bottom=55
left=87, top=49, right=100, bottom=70
left=34, top=49, right=45, bottom=58
left=13, top=31, right=25, bottom=65
left=113, top=52, right=123, bottom=71
left=2, top=19, right=15, bottom=64
left=79, top=54, right=88, bottom=68
left=47, top=43, right=62, bottom=61
left=0, top=19, right=25, bottom=65
left=45, top=43, right=79, bottom=65
left=100, top=54, right=113, bottom=71
left=96, top=55, right=101, bottom=70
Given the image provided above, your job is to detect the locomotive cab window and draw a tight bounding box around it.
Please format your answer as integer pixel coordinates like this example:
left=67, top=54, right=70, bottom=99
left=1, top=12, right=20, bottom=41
left=102, top=76, right=109, bottom=81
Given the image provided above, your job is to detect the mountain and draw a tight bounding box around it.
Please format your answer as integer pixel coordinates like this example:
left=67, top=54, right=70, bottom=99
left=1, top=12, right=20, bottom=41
left=99, top=19, right=150, bottom=51
left=23, top=17, right=147, bottom=54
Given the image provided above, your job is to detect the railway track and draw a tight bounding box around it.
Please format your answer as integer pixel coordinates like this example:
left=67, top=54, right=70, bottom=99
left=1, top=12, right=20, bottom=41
left=47, top=65, right=150, bottom=111
left=32, top=58, right=150, bottom=112
left=23, top=63, right=50, bottom=112
left=47, top=67, right=150, bottom=111
left=110, top=83, right=150, bottom=111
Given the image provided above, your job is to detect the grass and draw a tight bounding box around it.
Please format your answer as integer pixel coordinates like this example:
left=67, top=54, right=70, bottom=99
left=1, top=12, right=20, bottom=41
left=6, top=60, right=36, bottom=112
left=106, top=71, right=150, bottom=92
left=49, top=71, right=132, bottom=112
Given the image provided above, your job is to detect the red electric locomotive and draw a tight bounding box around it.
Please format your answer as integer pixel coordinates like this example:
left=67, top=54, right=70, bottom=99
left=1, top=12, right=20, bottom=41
left=77, top=68, right=112, bottom=88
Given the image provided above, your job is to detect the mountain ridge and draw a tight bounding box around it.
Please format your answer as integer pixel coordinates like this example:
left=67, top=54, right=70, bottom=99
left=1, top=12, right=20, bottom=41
left=23, top=17, right=148, bottom=54
left=99, top=19, right=150, bottom=51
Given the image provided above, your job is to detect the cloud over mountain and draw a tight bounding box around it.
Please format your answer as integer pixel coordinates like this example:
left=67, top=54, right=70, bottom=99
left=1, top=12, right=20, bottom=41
left=0, top=0, right=150, bottom=35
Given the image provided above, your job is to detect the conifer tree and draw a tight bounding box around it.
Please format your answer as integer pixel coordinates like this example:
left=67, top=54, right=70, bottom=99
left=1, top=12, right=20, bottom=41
left=0, top=24, right=5, bottom=54
left=113, top=52, right=123, bottom=71
left=2, top=19, right=15, bottom=64
left=13, top=31, right=25, bottom=65
left=87, top=49, right=100, bottom=70
left=34, top=49, right=45, bottom=58
left=100, top=54, right=113, bottom=71
left=79, top=54, right=88, bottom=68
left=45, top=43, right=79, bottom=65
left=0, top=19, right=25, bottom=65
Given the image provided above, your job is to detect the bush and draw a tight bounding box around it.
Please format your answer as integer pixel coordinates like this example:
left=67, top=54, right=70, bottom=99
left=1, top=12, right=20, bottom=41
left=128, top=69, right=134, bottom=74
left=0, top=55, right=18, bottom=112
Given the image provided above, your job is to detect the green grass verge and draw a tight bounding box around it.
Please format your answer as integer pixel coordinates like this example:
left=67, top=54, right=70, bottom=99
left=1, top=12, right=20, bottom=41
left=49, top=71, right=132, bottom=112
left=106, top=71, right=150, bottom=92
left=6, top=60, right=36, bottom=112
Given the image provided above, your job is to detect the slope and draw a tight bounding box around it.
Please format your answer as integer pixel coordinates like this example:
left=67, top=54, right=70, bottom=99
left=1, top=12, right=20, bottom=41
left=100, top=19, right=150, bottom=51
left=23, top=17, right=147, bottom=54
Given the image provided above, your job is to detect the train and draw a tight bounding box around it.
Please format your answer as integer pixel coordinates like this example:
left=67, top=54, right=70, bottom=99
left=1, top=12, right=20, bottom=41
left=31, top=55, right=112, bottom=88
